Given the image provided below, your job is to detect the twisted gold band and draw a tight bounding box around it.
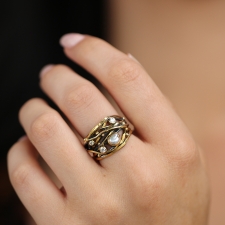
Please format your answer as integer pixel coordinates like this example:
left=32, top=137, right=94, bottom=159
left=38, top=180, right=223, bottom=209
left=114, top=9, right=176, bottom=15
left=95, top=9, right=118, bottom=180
left=84, top=116, right=132, bottom=160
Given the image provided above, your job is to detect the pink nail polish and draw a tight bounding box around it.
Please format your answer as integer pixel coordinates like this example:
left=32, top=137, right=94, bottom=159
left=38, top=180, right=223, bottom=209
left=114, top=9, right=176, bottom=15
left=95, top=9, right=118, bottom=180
left=59, top=33, right=85, bottom=48
left=39, top=64, right=54, bottom=78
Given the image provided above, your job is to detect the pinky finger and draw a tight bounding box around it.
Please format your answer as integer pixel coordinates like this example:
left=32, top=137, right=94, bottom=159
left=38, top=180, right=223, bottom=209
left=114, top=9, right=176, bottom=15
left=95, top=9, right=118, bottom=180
left=7, top=137, right=65, bottom=225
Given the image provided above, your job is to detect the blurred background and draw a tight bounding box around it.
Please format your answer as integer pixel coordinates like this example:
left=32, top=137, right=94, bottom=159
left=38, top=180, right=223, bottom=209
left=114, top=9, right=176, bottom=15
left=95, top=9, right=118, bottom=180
left=0, top=0, right=105, bottom=224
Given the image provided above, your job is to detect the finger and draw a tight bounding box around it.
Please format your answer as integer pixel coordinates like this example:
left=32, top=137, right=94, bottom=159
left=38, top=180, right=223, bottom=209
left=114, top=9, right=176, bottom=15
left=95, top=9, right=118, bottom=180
left=40, top=64, right=117, bottom=138
left=60, top=34, right=187, bottom=144
left=7, top=137, right=65, bottom=225
left=19, top=98, right=100, bottom=191
left=40, top=65, right=141, bottom=168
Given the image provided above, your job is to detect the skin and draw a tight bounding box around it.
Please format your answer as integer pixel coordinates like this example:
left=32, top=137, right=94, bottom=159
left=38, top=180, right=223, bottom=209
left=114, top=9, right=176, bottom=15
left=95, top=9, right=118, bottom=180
left=7, top=35, right=209, bottom=224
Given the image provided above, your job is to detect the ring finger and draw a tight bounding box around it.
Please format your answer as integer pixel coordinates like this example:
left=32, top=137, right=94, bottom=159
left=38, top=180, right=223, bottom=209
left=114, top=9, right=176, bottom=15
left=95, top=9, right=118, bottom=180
left=40, top=64, right=140, bottom=167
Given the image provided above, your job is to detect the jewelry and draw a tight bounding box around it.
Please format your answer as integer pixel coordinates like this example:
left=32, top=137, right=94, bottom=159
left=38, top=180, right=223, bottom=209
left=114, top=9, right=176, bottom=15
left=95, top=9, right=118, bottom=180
left=84, top=116, right=132, bottom=160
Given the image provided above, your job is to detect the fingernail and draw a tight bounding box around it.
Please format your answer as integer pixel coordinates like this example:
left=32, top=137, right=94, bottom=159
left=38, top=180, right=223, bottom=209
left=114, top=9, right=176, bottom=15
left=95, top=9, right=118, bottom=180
left=39, top=64, right=54, bottom=78
left=59, top=33, right=85, bottom=48
left=127, top=53, right=140, bottom=64
left=18, top=135, right=27, bottom=142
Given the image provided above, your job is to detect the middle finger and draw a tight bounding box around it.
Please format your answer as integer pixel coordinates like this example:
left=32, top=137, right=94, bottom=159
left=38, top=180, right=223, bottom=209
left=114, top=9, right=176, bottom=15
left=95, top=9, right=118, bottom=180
left=40, top=65, right=143, bottom=169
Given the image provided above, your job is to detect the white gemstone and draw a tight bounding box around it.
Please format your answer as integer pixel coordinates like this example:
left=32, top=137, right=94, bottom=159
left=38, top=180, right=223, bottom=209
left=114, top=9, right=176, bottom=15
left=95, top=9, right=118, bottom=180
left=108, top=132, right=121, bottom=146
left=99, top=146, right=107, bottom=153
left=89, top=140, right=95, bottom=146
left=108, top=117, right=116, bottom=124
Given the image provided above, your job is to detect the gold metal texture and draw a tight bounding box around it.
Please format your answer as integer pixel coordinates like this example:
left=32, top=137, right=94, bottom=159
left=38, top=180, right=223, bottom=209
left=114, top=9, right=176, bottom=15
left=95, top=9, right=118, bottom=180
left=84, top=116, right=132, bottom=160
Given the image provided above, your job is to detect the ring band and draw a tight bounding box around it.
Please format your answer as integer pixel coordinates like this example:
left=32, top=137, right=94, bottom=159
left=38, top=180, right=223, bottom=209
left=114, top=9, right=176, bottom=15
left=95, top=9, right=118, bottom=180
left=84, top=116, right=132, bottom=160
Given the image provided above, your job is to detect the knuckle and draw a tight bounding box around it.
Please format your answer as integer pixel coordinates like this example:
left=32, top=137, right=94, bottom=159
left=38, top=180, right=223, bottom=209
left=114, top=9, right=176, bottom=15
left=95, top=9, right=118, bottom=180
left=30, top=111, right=59, bottom=141
left=96, top=199, right=121, bottom=223
left=11, top=165, right=45, bottom=203
left=10, top=164, right=33, bottom=189
left=169, top=137, right=199, bottom=168
left=64, top=84, right=95, bottom=111
left=134, top=169, right=164, bottom=210
left=125, top=151, right=171, bottom=210
left=123, top=156, right=166, bottom=211
left=103, top=205, right=120, bottom=222
left=109, top=59, right=141, bottom=85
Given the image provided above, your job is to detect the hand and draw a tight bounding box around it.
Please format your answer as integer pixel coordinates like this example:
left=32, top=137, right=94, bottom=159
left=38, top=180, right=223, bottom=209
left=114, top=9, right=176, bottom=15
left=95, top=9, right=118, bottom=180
left=7, top=34, right=209, bottom=225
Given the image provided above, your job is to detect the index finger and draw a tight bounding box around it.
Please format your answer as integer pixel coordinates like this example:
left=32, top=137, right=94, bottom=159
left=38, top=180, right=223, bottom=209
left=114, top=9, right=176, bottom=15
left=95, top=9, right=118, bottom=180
left=60, top=34, right=189, bottom=144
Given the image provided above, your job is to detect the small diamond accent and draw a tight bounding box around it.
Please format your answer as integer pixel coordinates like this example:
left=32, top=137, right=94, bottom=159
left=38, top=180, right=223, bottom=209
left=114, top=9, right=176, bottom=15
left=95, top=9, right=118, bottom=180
left=89, top=140, right=95, bottom=146
left=99, top=146, right=107, bottom=153
left=109, top=117, right=116, bottom=124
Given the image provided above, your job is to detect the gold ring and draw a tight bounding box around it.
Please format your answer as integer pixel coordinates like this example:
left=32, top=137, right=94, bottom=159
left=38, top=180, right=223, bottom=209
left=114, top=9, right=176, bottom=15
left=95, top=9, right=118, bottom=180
left=84, top=116, right=132, bottom=160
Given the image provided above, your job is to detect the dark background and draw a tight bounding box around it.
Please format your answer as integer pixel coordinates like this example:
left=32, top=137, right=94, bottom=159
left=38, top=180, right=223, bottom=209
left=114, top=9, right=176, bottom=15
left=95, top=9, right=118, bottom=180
left=0, top=0, right=105, bottom=224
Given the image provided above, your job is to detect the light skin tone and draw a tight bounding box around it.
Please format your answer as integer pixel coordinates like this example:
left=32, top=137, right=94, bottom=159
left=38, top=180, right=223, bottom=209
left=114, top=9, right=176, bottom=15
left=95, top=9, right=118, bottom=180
left=7, top=34, right=209, bottom=224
